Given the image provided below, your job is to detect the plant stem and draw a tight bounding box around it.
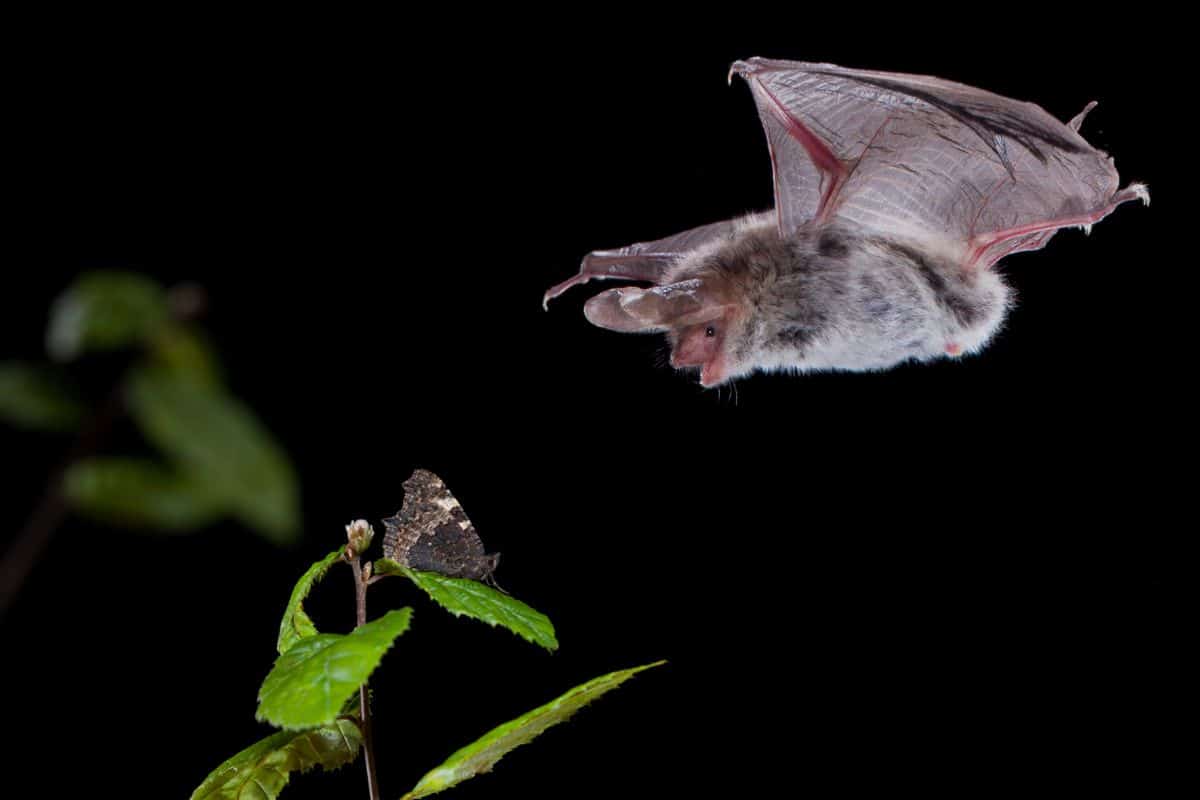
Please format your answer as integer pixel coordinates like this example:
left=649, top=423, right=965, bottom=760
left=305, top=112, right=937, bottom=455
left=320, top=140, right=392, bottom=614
left=0, top=378, right=125, bottom=618
left=1, top=285, right=206, bottom=620
left=350, top=558, right=382, bottom=800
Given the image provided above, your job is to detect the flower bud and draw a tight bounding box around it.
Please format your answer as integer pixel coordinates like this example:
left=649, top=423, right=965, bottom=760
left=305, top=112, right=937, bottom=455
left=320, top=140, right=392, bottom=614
left=345, top=519, right=374, bottom=557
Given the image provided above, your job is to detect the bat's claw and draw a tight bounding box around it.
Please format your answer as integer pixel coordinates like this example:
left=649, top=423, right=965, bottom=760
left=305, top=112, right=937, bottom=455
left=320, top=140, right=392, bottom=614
left=728, top=59, right=759, bottom=85
left=1127, top=182, right=1151, bottom=206
left=543, top=274, right=592, bottom=310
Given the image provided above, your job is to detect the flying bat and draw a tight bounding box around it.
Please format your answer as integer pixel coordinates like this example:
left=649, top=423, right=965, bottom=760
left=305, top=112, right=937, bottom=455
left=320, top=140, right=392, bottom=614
left=544, top=59, right=1148, bottom=386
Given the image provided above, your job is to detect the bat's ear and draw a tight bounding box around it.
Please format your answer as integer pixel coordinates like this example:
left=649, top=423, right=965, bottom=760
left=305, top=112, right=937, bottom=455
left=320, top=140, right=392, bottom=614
left=583, top=280, right=728, bottom=332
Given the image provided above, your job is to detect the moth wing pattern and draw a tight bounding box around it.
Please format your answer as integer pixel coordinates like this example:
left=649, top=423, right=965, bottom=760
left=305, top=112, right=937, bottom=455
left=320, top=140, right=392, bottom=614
left=382, top=469, right=497, bottom=581
left=728, top=58, right=1148, bottom=270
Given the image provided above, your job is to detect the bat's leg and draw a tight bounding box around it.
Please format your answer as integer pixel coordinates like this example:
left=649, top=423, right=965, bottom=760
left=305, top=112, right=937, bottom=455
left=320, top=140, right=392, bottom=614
left=967, top=183, right=1149, bottom=270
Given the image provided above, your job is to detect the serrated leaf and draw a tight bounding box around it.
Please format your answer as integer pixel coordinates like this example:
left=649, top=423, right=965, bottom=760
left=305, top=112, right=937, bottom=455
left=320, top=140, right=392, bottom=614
left=0, top=362, right=84, bottom=432
left=63, top=457, right=224, bottom=531
left=126, top=367, right=300, bottom=544
left=47, top=271, right=168, bottom=361
left=375, top=559, right=557, bottom=651
left=277, top=548, right=345, bottom=655
left=257, top=608, right=412, bottom=730
left=402, top=661, right=665, bottom=799
left=151, top=322, right=223, bottom=386
left=190, top=717, right=362, bottom=800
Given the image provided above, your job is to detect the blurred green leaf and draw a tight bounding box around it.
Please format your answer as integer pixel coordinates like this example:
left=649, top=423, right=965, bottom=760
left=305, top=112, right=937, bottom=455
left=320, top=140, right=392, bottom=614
left=0, top=362, right=84, bottom=432
left=190, top=717, right=362, bottom=800
left=151, top=322, right=222, bottom=386
left=46, top=271, right=168, bottom=361
left=376, top=559, right=557, bottom=651
left=257, top=608, right=412, bottom=730
left=126, top=367, right=300, bottom=544
left=277, top=547, right=345, bottom=655
left=63, top=458, right=224, bottom=531
left=402, top=661, right=665, bottom=799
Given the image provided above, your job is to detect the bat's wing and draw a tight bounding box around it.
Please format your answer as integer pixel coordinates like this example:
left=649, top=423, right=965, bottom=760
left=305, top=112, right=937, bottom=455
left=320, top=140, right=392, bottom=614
left=543, top=218, right=738, bottom=309
left=730, top=59, right=1148, bottom=271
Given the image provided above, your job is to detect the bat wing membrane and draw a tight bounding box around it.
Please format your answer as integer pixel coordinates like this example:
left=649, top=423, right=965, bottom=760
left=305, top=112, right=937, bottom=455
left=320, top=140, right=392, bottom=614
left=730, top=58, right=1146, bottom=270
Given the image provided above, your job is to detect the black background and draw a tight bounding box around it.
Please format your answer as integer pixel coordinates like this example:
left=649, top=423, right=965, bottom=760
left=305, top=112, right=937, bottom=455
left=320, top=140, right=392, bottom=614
left=2, top=11, right=1185, bottom=798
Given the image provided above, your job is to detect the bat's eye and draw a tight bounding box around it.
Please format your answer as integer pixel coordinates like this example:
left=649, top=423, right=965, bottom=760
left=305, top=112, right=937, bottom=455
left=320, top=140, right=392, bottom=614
left=705, top=325, right=716, bottom=338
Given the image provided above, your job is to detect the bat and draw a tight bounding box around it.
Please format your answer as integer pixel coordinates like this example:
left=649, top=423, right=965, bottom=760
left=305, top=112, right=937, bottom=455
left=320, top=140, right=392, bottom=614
left=544, top=59, right=1148, bottom=386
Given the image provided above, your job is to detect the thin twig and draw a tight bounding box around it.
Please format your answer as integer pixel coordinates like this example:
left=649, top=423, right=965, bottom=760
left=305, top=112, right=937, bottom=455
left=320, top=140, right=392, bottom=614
left=0, top=380, right=125, bottom=618
left=350, top=557, right=382, bottom=800
left=1, top=283, right=207, bottom=620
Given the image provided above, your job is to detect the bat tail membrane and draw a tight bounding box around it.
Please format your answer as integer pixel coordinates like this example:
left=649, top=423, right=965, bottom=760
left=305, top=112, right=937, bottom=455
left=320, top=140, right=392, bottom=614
left=967, top=182, right=1150, bottom=270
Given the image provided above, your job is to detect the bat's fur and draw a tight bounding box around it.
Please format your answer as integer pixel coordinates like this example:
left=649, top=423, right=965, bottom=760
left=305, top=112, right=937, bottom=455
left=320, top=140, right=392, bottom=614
left=547, top=60, right=1144, bottom=386
left=664, top=213, right=1011, bottom=380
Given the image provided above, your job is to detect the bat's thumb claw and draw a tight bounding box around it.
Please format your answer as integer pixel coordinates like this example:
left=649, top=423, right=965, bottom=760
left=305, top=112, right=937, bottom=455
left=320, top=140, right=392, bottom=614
left=543, top=273, right=593, bottom=310
left=728, top=59, right=762, bottom=85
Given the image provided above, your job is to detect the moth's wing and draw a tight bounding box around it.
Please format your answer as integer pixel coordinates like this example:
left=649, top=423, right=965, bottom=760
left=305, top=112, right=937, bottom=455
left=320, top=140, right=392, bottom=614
left=544, top=218, right=738, bottom=308
left=403, top=522, right=487, bottom=577
left=383, top=469, right=485, bottom=563
left=730, top=58, right=1147, bottom=271
left=382, top=512, right=421, bottom=564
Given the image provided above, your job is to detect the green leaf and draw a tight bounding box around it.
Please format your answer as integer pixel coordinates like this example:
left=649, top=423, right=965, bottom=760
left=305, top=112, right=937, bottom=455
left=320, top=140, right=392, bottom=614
left=126, top=367, right=300, bottom=544
left=277, top=548, right=345, bottom=655
left=190, top=717, right=362, bottom=800
left=47, top=271, right=168, bottom=361
left=375, top=559, right=557, bottom=652
left=0, top=362, right=84, bottom=432
left=257, top=608, right=412, bottom=730
left=150, top=322, right=223, bottom=386
left=63, top=458, right=224, bottom=531
left=401, top=661, right=666, bottom=799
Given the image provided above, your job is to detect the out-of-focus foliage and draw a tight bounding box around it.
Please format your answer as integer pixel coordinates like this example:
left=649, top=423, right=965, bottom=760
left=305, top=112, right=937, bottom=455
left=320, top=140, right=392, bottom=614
left=46, top=271, right=169, bottom=361
left=3, top=270, right=301, bottom=544
left=0, top=362, right=84, bottom=432
left=126, top=367, right=300, bottom=543
left=62, top=458, right=224, bottom=531
left=150, top=322, right=223, bottom=386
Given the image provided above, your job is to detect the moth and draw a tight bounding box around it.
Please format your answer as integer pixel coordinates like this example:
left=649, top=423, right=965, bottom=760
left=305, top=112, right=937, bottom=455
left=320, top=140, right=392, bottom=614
left=382, top=469, right=500, bottom=582
left=545, top=59, right=1148, bottom=386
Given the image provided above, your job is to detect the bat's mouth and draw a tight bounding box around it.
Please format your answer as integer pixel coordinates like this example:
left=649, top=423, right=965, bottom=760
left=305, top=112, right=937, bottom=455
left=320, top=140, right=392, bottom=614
left=673, top=348, right=728, bottom=388
left=581, top=282, right=735, bottom=387
left=668, top=313, right=735, bottom=388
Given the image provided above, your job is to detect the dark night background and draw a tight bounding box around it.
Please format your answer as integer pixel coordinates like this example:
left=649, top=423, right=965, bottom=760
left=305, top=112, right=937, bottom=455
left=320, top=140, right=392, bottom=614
left=2, top=12, right=1185, bottom=798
